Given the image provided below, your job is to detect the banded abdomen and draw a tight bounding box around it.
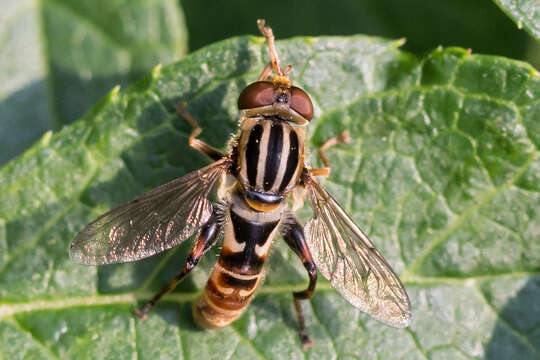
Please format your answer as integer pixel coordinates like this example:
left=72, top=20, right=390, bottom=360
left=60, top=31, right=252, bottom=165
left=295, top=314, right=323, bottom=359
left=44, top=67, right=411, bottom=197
left=237, top=118, right=305, bottom=199
left=192, top=192, right=283, bottom=328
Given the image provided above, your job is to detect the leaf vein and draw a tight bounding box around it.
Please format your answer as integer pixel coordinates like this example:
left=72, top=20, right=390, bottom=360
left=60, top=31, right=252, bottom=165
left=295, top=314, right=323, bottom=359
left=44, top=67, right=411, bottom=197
left=404, top=151, right=537, bottom=275
left=405, top=328, right=430, bottom=360
left=229, top=324, right=268, bottom=360
left=308, top=297, right=339, bottom=359
left=9, top=316, right=60, bottom=360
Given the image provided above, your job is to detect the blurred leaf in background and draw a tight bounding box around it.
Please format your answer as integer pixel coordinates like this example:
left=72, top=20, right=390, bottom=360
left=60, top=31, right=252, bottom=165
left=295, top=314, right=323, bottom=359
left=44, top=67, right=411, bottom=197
left=0, top=0, right=187, bottom=166
left=493, top=0, right=540, bottom=42
left=182, top=0, right=536, bottom=64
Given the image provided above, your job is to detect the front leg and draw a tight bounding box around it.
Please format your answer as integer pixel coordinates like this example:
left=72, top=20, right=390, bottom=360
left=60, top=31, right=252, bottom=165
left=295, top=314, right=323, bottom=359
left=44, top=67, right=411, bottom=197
left=311, top=130, right=351, bottom=177
left=281, top=214, right=317, bottom=349
left=176, top=103, right=225, bottom=161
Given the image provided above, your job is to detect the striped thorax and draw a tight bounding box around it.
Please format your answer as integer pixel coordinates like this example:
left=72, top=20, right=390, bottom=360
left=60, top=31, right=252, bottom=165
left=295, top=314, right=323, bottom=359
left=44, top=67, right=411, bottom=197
left=236, top=116, right=306, bottom=211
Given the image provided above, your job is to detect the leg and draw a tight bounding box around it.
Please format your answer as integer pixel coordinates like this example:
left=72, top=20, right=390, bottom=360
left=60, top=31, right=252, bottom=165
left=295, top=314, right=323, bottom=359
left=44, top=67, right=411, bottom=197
left=176, top=103, right=224, bottom=161
left=136, top=213, right=221, bottom=320
left=281, top=215, right=317, bottom=349
left=312, top=130, right=351, bottom=176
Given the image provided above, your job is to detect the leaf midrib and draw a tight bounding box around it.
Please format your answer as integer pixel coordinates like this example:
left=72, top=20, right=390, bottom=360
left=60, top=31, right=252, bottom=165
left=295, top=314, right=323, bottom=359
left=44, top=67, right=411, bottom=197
left=0, top=271, right=537, bottom=319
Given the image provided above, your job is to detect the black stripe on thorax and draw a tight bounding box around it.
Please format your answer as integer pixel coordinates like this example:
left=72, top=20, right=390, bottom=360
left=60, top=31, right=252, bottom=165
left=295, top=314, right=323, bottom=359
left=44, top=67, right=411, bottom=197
left=246, top=124, right=263, bottom=187
left=263, top=123, right=283, bottom=191
left=279, top=129, right=299, bottom=192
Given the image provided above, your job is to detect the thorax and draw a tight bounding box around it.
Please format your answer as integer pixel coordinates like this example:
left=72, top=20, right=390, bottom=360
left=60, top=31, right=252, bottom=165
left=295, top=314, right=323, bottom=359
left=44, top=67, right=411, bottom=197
left=235, top=117, right=305, bottom=202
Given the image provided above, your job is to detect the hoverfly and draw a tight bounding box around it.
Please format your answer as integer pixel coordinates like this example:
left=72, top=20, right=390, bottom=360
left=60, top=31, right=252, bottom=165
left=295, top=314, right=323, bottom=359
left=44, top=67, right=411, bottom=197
left=70, top=19, right=411, bottom=348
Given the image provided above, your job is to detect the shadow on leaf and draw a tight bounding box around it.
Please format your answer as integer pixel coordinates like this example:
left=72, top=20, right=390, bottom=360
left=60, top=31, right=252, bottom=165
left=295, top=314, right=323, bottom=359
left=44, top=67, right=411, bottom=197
left=486, top=276, right=540, bottom=359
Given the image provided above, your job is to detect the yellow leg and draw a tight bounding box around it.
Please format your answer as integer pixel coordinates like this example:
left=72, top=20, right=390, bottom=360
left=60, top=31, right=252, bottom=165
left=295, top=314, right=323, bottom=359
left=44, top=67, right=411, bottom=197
left=311, top=130, right=351, bottom=176
left=176, top=103, right=224, bottom=161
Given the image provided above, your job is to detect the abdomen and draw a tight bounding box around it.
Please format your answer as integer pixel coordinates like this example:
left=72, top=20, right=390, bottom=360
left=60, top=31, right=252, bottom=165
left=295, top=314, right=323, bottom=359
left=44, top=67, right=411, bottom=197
left=192, top=192, right=282, bottom=328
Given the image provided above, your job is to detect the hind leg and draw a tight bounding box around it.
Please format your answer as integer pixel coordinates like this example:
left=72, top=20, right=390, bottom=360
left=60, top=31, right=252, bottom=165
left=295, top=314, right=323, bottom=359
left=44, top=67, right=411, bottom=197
left=282, top=215, right=317, bottom=349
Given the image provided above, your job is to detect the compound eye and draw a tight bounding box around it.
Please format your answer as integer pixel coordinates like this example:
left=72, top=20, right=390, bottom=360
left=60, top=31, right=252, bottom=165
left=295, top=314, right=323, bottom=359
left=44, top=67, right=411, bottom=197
left=290, top=86, right=313, bottom=120
left=238, top=81, right=275, bottom=109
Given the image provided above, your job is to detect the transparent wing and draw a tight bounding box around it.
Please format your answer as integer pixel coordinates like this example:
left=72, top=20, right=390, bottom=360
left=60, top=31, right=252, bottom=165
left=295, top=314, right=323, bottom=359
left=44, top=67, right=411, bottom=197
left=70, top=158, right=231, bottom=265
left=304, top=174, right=411, bottom=327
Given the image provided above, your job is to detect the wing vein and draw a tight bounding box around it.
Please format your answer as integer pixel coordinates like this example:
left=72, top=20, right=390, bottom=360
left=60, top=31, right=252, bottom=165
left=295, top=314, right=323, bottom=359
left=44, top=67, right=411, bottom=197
left=70, top=158, right=231, bottom=265
left=304, top=173, right=411, bottom=327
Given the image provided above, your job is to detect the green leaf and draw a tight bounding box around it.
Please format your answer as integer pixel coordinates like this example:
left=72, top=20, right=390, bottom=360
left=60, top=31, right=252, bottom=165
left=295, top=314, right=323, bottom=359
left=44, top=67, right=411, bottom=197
left=493, top=0, right=540, bottom=42
left=0, top=0, right=187, bottom=166
left=0, top=35, right=539, bottom=359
